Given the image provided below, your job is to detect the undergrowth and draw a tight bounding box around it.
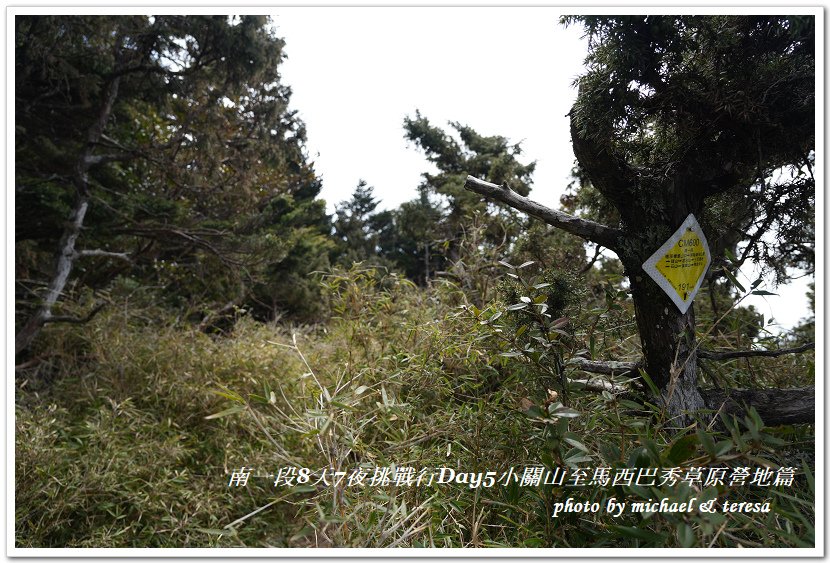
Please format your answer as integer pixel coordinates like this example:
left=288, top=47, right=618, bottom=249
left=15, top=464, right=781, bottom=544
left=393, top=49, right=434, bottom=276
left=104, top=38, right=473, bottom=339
left=15, top=262, right=815, bottom=548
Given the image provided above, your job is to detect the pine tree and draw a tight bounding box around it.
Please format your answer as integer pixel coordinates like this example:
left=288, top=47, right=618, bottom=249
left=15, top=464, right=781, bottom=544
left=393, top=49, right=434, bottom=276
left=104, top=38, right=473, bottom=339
left=466, top=15, right=814, bottom=425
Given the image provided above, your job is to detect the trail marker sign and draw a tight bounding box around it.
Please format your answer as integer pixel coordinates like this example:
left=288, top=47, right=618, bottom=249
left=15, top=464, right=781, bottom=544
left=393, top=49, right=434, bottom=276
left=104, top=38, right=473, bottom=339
left=642, top=214, right=711, bottom=314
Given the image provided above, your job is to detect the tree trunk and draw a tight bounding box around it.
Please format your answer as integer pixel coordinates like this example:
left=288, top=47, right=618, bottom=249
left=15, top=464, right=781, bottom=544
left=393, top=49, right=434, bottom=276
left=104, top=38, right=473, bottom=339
left=15, top=196, right=89, bottom=356
left=628, top=272, right=706, bottom=427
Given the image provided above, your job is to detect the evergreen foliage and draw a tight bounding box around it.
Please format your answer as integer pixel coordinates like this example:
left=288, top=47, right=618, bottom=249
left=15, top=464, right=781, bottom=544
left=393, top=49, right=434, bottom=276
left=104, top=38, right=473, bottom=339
left=15, top=15, right=332, bottom=343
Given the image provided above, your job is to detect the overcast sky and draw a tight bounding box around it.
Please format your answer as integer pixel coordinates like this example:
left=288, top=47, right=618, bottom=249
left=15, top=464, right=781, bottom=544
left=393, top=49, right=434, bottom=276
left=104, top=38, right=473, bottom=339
left=273, top=7, right=586, bottom=212
left=270, top=7, right=813, bottom=331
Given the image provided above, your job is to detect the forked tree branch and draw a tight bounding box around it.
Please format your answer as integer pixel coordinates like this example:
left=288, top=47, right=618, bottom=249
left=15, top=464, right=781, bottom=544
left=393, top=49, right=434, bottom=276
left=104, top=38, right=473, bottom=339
left=463, top=176, right=623, bottom=251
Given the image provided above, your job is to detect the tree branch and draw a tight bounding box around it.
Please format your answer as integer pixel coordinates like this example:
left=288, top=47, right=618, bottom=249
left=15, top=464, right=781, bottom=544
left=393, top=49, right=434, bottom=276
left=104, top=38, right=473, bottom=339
left=463, top=176, right=622, bottom=251
left=114, top=225, right=241, bottom=266
left=42, top=303, right=107, bottom=325
left=568, top=106, right=638, bottom=211
left=570, top=378, right=630, bottom=394
left=75, top=249, right=132, bottom=262
left=580, top=244, right=603, bottom=273
left=698, top=342, right=814, bottom=361
left=702, top=387, right=814, bottom=426
left=568, top=356, right=814, bottom=425
left=568, top=357, right=638, bottom=377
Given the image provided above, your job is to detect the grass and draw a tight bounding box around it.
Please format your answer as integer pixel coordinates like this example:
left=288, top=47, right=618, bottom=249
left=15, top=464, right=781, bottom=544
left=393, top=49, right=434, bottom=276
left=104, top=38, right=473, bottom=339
left=15, top=265, right=815, bottom=548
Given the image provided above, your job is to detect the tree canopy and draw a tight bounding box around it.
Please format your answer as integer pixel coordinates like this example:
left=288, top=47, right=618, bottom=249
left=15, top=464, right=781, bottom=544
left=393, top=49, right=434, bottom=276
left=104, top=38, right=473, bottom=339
left=565, top=15, right=814, bottom=281
left=16, top=15, right=332, bottom=352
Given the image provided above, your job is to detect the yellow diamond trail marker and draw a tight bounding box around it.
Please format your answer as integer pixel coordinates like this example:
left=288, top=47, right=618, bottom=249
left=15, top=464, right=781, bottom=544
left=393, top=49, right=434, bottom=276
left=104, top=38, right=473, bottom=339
left=642, top=214, right=711, bottom=314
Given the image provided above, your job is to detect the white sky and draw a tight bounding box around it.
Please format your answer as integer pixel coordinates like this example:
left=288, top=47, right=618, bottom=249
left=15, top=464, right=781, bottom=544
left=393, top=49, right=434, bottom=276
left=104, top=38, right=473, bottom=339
left=273, top=7, right=584, bottom=212
left=270, top=7, right=813, bottom=332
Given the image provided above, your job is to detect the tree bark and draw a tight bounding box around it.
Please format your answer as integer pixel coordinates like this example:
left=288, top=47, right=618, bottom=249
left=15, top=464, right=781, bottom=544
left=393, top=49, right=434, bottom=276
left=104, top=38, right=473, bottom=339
left=463, top=176, right=622, bottom=251
left=628, top=273, right=706, bottom=427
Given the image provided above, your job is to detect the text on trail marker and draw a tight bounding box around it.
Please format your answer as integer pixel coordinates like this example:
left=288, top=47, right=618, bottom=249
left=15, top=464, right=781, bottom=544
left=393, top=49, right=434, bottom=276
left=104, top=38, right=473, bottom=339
left=642, top=214, right=711, bottom=313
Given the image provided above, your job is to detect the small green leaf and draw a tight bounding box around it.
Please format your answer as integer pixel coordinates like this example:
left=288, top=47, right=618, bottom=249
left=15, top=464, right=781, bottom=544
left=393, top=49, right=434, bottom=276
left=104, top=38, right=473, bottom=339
left=678, top=523, right=696, bottom=547
left=638, top=368, right=660, bottom=398
left=750, top=290, right=777, bottom=296
left=666, top=434, right=698, bottom=464
left=197, top=528, right=232, bottom=536
left=609, top=525, right=667, bottom=544
left=564, top=437, right=590, bottom=452
left=549, top=404, right=581, bottom=418
left=291, top=485, right=316, bottom=493
left=696, top=427, right=717, bottom=457
left=564, top=454, right=592, bottom=464
left=722, top=267, right=745, bottom=292
left=211, top=386, right=245, bottom=404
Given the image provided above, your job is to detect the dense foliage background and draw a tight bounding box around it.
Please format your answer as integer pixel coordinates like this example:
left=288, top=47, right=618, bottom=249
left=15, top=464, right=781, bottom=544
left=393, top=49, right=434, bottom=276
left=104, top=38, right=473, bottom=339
left=15, top=14, right=815, bottom=548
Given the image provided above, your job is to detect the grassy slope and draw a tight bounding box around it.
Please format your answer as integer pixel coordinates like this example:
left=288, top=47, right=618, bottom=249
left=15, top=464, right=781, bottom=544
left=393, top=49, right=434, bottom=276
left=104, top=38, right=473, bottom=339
left=15, top=268, right=815, bottom=548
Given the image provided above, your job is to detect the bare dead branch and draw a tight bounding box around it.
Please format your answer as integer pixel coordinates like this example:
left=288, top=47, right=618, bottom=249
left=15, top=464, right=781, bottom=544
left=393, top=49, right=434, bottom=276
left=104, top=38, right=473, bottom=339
left=580, top=244, right=603, bottom=273
left=43, top=303, right=107, bottom=325
left=82, top=153, right=137, bottom=167
left=15, top=196, right=89, bottom=355
left=568, top=357, right=639, bottom=376
left=698, top=342, right=814, bottom=361
left=463, top=175, right=622, bottom=251
left=75, top=249, right=132, bottom=262
left=570, top=378, right=630, bottom=394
